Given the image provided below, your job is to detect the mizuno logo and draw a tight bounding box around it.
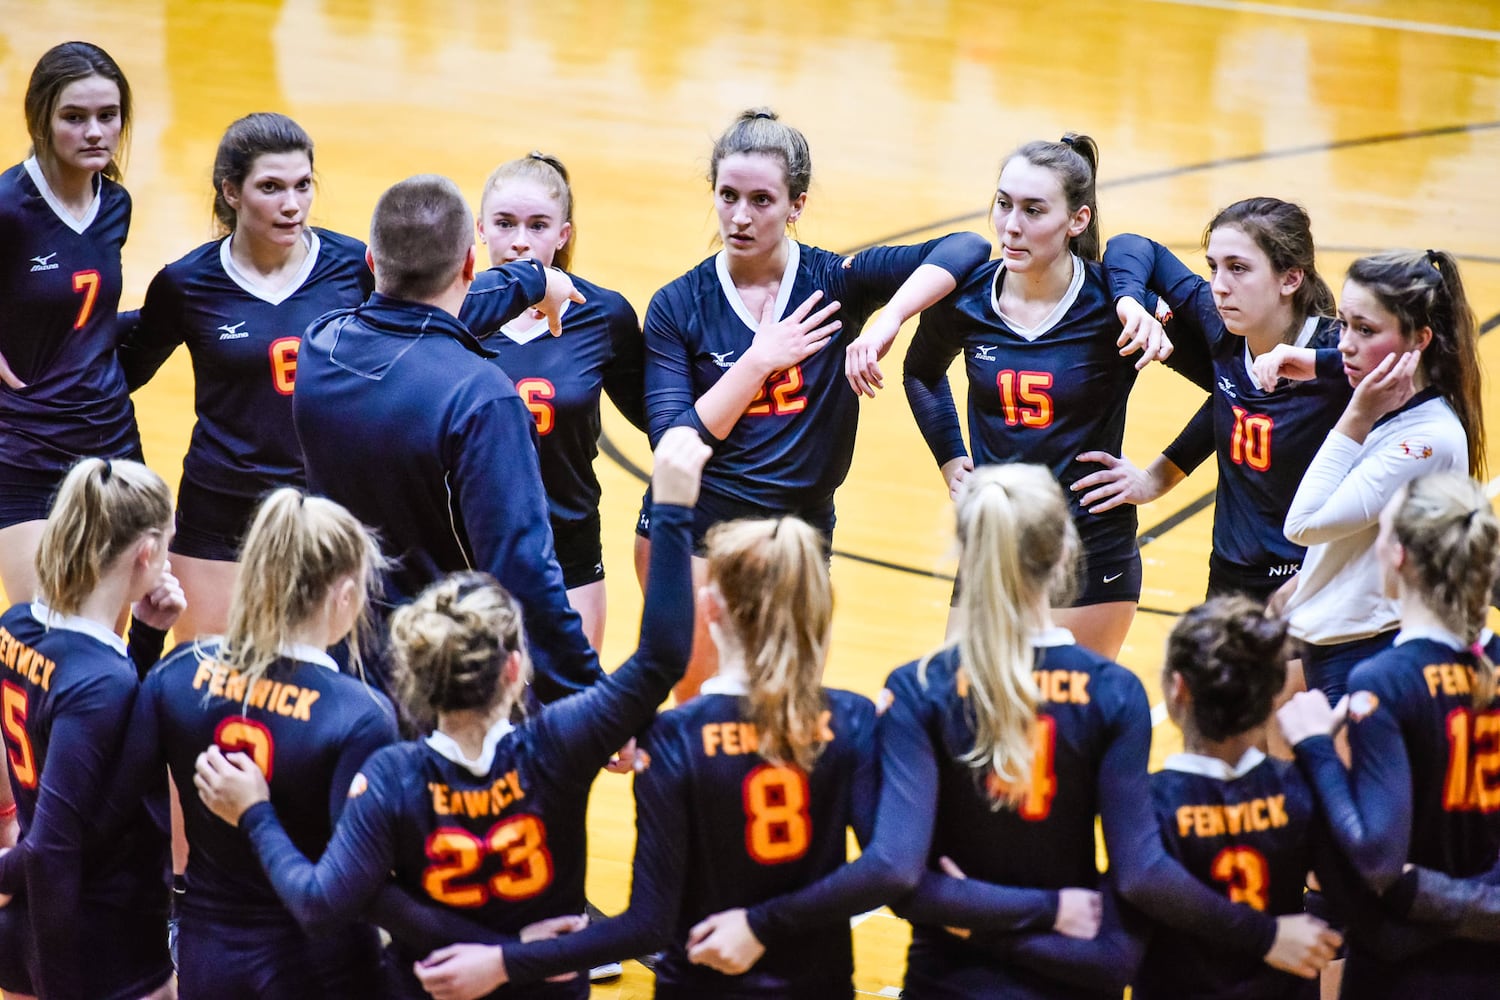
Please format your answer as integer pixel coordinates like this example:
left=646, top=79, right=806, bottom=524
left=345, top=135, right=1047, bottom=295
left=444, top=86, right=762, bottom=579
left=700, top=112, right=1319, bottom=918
left=29, top=253, right=59, bottom=272
left=974, top=345, right=998, bottom=362
left=711, top=351, right=736, bottom=369
left=1217, top=375, right=1237, bottom=398
left=217, top=322, right=249, bottom=340
left=1102, top=572, right=1124, bottom=584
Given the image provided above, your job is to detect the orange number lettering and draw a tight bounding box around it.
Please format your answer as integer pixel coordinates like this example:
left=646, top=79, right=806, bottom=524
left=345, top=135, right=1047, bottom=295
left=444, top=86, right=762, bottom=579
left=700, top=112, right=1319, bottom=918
left=995, top=370, right=1054, bottom=428
left=743, top=764, right=811, bottom=864
left=987, top=713, right=1058, bottom=820
left=1, top=682, right=37, bottom=789
left=269, top=337, right=299, bottom=396
left=214, top=715, right=275, bottom=779
left=515, top=377, right=556, bottom=436
left=422, top=815, right=555, bottom=907
left=1211, top=845, right=1270, bottom=910
left=1443, top=708, right=1500, bottom=812
left=72, top=269, right=100, bottom=330
left=746, top=366, right=808, bottom=417
left=1229, top=406, right=1274, bottom=472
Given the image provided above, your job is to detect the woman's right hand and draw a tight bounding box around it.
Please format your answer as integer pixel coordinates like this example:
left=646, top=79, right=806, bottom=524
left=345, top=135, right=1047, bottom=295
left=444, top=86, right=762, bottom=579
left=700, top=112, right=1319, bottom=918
left=1251, top=344, right=1319, bottom=392
left=0, top=349, right=25, bottom=390
left=1054, top=888, right=1103, bottom=940
left=192, top=745, right=270, bottom=826
left=747, top=290, right=841, bottom=375
left=1115, top=296, right=1173, bottom=370
left=1263, top=913, right=1342, bottom=979
left=651, top=426, right=713, bottom=508
left=534, top=267, right=587, bottom=337
left=941, top=456, right=974, bottom=501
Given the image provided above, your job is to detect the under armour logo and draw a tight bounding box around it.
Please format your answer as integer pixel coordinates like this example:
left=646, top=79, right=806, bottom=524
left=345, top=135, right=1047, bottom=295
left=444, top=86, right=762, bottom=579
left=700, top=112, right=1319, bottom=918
left=711, top=351, right=736, bottom=369
left=217, top=321, right=249, bottom=340
left=974, top=345, right=998, bottom=362
left=29, top=252, right=59, bottom=272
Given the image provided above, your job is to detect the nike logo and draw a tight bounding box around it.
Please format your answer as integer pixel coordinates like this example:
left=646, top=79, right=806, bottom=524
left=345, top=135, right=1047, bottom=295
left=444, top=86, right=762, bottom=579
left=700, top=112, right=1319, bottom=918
left=29, top=252, right=59, bottom=272
left=217, top=321, right=249, bottom=340
left=1102, top=572, right=1124, bottom=584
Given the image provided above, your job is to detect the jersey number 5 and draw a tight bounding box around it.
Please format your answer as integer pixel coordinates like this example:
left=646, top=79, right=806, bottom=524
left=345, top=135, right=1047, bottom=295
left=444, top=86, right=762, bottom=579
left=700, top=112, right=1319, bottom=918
left=1, top=682, right=37, bottom=789
left=423, top=814, right=554, bottom=906
left=1211, top=845, right=1270, bottom=910
left=1442, top=708, right=1500, bottom=812
left=743, top=764, right=811, bottom=864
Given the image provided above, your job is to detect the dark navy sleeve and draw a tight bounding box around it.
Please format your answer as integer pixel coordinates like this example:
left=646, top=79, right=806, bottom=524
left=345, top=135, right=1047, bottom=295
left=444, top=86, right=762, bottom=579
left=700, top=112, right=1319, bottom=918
left=451, top=395, right=603, bottom=702
left=600, top=290, right=647, bottom=433
left=500, top=724, right=686, bottom=983
left=1097, top=671, right=1280, bottom=956
left=240, top=748, right=406, bottom=937
left=902, top=308, right=969, bottom=467
left=1161, top=399, right=1215, bottom=475
left=1104, top=234, right=1220, bottom=391
left=125, top=618, right=168, bottom=681
left=0, top=669, right=138, bottom=1000
left=528, top=502, right=694, bottom=786
left=643, top=285, right=718, bottom=447
left=1295, top=729, right=1411, bottom=893
left=739, top=697, right=908, bottom=945
left=1396, top=862, right=1500, bottom=940
left=92, top=664, right=168, bottom=837
left=366, top=883, right=511, bottom=954
left=457, top=260, right=551, bottom=338
left=840, top=233, right=991, bottom=304
left=324, top=697, right=399, bottom=825
left=117, top=266, right=186, bottom=390
left=893, top=873, right=1058, bottom=933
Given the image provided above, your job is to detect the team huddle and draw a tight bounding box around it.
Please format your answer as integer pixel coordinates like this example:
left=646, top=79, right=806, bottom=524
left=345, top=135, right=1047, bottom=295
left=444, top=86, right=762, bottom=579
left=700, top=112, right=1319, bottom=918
left=2, top=37, right=1499, bottom=1000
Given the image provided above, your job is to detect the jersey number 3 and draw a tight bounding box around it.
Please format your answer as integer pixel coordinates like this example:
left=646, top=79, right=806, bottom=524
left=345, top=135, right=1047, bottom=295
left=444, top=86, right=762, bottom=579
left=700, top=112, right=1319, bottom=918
left=1211, top=845, right=1270, bottom=910
left=743, top=764, right=811, bottom=864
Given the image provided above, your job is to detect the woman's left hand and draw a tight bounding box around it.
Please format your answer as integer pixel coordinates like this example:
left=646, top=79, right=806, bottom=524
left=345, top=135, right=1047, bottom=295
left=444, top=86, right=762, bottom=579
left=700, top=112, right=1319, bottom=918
left=193, top=745, right=271, bottom=826
left=414, top=944, right=507, bottom=1000
left=845, top=311, right=902, bottom=397
left=687, top=907, right=765, bottom=974
left=132, top=564, right=187, bottom=631
left=1115, top=297, right=1174, bottom=370
left=1276, top=690, right=1347, bottom=747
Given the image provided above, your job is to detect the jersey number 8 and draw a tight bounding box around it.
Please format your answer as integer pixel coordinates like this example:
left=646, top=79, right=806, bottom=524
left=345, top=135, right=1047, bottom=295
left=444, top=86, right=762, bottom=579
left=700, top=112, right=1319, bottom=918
left=743, top=764, right=812, bottom=864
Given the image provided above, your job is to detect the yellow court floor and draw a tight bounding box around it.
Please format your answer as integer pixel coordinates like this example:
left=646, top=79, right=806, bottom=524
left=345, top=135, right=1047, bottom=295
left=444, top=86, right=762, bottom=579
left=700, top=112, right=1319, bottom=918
left=3, top=1, right=1500, bottom=995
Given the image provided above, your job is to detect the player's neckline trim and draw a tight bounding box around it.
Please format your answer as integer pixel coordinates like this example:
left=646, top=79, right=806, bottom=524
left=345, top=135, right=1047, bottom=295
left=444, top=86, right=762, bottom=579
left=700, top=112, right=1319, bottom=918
left=220, top=229, right=322, bottom=306
left=24, top=156, right=101, bottom=234
left=427, top=716, right=517, bottom=776
left=30, top=600, right=127, bottom=655
left=990, top=254, right=1084, bottom=342
left=716, top=238, right=800, bottom=335
left=1162, top=747, right=1266, bottom=780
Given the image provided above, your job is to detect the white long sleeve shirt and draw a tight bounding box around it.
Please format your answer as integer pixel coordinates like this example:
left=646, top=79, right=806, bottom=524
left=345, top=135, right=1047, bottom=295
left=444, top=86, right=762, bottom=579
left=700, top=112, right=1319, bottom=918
left=1283, top=390, right=1466, bottom=645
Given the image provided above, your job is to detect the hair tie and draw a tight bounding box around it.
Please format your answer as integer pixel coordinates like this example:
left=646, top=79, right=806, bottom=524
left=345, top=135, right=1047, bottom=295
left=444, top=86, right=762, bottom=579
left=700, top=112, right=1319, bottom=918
left=1425, top=249, right=1441, bottom=266
left=98, top=460, right=113, bottom=484
left=753, top=111, right=775, bottom=120
left=1059, top=136, right=1075, bottom=147
left=1471, top=640, right=1487, bottom=660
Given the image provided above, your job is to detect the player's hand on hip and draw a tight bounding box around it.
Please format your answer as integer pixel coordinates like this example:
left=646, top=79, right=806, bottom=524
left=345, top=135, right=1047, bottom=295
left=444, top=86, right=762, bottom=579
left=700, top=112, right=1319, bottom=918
left=415, top=944, right=508, bottom=1000
left=535, top=267, right=587, bottom=337
left=133, top=563, right=187, bottom=631
left=1072, top=452, right=1160, bottom=512
left=1264, top=913, right=1342, bottom=979
left=747, top=290, right=841, bottom=374
left=1115, top=296, right=1173, bottom=370
left=687, top=908, right=765, bottom=975
left=845, top=310, right=901, bottom=397
left=1251, top=344, right=1317, bottom=393
left=941, top=456, right=974, bottom=501
left=652, top=427, right=713, bottom=507
left=193, top=745, right=271, bottom=826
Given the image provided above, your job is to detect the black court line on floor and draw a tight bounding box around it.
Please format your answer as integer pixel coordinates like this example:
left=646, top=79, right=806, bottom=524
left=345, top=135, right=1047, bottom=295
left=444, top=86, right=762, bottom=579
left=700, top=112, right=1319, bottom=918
left=598, top=120, right=1500, bottom=617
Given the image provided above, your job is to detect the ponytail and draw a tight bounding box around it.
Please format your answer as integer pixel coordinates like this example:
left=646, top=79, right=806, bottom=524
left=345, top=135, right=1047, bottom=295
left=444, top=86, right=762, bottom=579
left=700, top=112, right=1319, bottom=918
left=35, top=459, right=171, bottom=615
left=704, top=517, right=831, bottom=772
left=389, top=572, right=528, bottom=718
left=219, top=489, right=383, bottom=696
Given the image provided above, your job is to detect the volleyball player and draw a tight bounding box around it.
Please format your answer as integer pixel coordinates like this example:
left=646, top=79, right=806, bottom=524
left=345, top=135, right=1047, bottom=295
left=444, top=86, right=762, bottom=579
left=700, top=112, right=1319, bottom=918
left=1072, top=198, right=1351, bottom=603
left=117, top=112, right=373, bottom=639
left=1255, top=250, right=1482, bottom=700
left=901, top=135, right=1186, bottom=659
left=0, top=42, right=141, bottom=609
left=1279, top=472, right=1500, bottom=995
left=409, top=514, right=885, bottom=999
left=0, top=459, right=181, bottom=1000
left=638, top=107, right=990, bottom=699
left=192, top=427, right=709, bottom=999
left=461, top=152, right=646, bottom=654
left=99, top=488, right=399, bottom=998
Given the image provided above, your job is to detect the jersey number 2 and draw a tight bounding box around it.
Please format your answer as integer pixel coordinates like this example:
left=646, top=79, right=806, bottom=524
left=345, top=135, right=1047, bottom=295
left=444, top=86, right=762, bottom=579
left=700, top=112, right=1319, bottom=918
left=743, top=764, right=811, bottom=864
left=1, top=682, right=37, bottom=789
left=423, top=814, right=554, bottom=906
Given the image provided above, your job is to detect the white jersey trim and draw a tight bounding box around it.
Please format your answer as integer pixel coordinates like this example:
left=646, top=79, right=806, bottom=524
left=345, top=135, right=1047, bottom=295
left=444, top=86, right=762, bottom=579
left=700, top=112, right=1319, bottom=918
left=220, top=229, right=321, bottom=306
left=24, top=156, right=101, bottom=234
left=716, top=238, right=800, bottom=335
left=991, top=254, right=1085, bottom=342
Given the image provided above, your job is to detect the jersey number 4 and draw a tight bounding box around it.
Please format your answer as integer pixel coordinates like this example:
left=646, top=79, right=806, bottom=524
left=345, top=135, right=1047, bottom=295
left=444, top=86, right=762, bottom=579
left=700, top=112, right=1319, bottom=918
left=423, top=815, right=555, bottom=906
left=986, top=714, right=1058, bottom=820
left=743, top=764, right=812, bottom=864
left=1442, top=708, right=1500, bottom=812
left=1, top=682, right=37, bottom=789
left=1211, top=845, right=1270, bottom=910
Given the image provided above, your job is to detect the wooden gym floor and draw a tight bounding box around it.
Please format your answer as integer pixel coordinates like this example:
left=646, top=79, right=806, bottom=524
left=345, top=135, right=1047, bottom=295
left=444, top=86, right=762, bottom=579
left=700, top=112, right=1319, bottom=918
left=3, top=1, right=1499, bottom=995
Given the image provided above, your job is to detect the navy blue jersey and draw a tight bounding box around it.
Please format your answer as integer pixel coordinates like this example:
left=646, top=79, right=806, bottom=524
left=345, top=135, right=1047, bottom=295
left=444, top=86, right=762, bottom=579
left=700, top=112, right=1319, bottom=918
left=462, top=270, right=646, bottom=526
left=500, top=685, right=879, bottom=999
left=0, top=602, right=167, bottom=1000
left=235, top=502, right=695, bottom=998
left=1297, top=632, right=1500, bottom=990
left=0, top=159, right=139, bottom=478
left=118, top=229, right=373, bottom=500
left=1134, top=752, right=1320, bottom=1000
left=905, top=258, right=1147, bottom=564
left=108, top=639, right=398, bottom=919
left=1106, top=236, right=1351, bottom=582
left=866, top=636, right=1277, bottom=998
left=646, top=234, right=989, bottom=513
left=293, top=276, right=602, bottom=703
